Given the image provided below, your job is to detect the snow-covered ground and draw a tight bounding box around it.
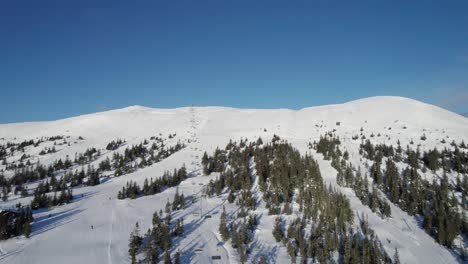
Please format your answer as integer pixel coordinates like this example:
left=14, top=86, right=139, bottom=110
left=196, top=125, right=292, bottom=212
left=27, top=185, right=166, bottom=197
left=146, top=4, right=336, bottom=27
left=0, top=96, right=467, bottom=264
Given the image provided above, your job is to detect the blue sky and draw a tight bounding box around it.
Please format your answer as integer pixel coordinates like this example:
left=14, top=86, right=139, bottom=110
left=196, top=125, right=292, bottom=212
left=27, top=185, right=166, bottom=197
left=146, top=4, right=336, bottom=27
left=1, top=0, right=467, bottom=123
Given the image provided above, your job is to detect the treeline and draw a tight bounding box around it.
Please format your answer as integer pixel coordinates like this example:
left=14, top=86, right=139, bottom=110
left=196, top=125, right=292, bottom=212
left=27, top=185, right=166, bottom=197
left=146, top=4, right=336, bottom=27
left=117, top=167, right=187, bottom=199
left=359, top=139, right=468, bottom=174
left=30, top=179, right=73, bottom=209
left=359, top=139, right=467, bottom=250
left=0, top=207, right=33, bottom=240
left=312, top=133, right=392, bottom=218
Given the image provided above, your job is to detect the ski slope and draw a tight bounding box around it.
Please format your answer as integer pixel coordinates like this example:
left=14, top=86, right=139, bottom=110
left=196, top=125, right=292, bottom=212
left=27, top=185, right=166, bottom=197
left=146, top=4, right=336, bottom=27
left=0, top=96, right=467, bottom=264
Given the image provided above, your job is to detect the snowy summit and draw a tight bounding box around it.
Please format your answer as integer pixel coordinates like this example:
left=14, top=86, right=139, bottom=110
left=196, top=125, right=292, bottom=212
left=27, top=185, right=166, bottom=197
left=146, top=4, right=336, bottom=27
left=0, top=96, right=467, bottom=264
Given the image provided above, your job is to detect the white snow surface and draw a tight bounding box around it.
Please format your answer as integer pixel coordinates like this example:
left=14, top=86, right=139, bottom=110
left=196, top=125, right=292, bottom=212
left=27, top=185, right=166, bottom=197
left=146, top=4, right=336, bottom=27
left=0, top=96, right=467, bottom=264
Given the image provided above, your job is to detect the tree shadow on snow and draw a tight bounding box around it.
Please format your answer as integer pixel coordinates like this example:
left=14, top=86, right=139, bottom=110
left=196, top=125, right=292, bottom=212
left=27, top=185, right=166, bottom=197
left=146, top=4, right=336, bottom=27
left=71, top=190, right=98, bottom=203
left=32, top=207, right=85, bottom=236
left=170, top=201, right=227, bottom=261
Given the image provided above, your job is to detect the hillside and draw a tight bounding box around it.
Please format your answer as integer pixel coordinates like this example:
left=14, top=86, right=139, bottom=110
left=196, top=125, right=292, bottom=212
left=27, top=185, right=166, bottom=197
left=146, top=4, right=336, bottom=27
left=0, top=96, right=467, bottom=264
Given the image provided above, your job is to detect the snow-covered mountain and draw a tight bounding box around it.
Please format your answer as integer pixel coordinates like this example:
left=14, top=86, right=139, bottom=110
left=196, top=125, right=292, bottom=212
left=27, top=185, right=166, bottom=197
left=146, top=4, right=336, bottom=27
left=0, top=96, right=467, bottom=264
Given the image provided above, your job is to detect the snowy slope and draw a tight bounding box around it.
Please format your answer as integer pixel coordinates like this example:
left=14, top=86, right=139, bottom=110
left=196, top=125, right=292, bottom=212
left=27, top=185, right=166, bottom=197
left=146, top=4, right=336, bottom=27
left=0, top=96, right=467, bottom=264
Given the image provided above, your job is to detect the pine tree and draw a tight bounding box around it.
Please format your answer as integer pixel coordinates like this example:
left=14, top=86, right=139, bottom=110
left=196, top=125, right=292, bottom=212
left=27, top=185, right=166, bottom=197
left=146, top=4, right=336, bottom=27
left=174, top=250, right=181, bottom=264
left=381, top=200, right=391, bottom=218
left=370, top=162, right=383, bottom=187
left=287, top=241, right=297, bottom=263
left=282, top=201, right=292, bottom=215
left=128, top=222, right=142, bottom=264
left=23, top=222, right=32, bottom=238
left=370, top=187, right=379, bottom=213
left=165, top=199, right=171, bottom=214
left=1, top=186, right=7, bottom=201
left=228, top=191, right=235, bottom=203
left=172, top=188, right=181, bottom=211
left=145, top=241, right=158, bottom=264
left=219, top=206, right=229, bottom=241
left=393, top=248, right=400, bottom=264
left=202, top=152, right=210, bottom=175
left=272, top=217, right=284, bottom=242
left=385, top=159, right=400, bottom=203
left=164, top=249, right=172, bottom=264
left=143, top=178, right=150, bottom=195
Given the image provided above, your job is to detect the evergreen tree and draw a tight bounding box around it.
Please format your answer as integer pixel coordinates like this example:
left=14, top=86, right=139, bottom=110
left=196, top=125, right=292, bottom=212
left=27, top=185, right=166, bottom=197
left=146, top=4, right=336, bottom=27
left=164, top=249, right=172, bottom=264
left=272, top=217, right=284, bottom=242
left=393, top=248, right=400, bottom=264
left=128, top=222, right=142, bottom=264
left=370, top=162, right=383, bottom=187
left=370, top=187, right=379, bottom=213
left=385, top=159, right=400, bottom=203
left=219, top=206, right=229, bottom=241
left=23, top=221, right=32, bottom=238
left=202, top=152, right=210, bottom=175
left=174, top=250, right=181, bottom=264
left=145, top=241, right=158, bottom=264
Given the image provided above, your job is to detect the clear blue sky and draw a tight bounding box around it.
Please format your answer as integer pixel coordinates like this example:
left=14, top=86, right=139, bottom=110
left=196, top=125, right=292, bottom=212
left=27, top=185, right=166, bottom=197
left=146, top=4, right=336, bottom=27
left=1, top=0, right=468, bottom=123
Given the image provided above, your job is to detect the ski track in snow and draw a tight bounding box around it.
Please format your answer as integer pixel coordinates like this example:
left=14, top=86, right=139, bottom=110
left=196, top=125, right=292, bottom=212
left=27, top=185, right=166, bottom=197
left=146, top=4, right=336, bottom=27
left=0, top=244, right=5, bottom=259
left=107, top=203, right=114, bottom=264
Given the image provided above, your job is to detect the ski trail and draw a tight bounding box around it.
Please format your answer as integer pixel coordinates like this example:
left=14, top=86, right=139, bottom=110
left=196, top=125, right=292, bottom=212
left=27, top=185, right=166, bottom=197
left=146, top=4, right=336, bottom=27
left=107, top=204, right=115, bottom=264
left=0, top=243, right=5, bottom=257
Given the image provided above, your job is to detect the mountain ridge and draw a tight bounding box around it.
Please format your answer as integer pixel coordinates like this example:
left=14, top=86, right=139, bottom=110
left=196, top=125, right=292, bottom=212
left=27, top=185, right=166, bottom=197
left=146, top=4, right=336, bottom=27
left=2, top=96, right=464, bottom=125
left=0, top=95, right=466, bottom=264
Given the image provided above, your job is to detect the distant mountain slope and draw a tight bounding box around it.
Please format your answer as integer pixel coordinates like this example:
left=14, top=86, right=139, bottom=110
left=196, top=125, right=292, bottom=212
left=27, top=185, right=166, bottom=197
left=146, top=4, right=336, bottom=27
left=0, top=96, right=466, bottom=264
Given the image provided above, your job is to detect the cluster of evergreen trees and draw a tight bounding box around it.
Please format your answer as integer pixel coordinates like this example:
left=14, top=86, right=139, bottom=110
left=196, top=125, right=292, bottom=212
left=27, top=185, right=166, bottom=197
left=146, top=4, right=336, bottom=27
left=128, top=204, right=184, bottom=263
left=313, top=134, right=392, bottom=218
left=1, top=136, right=185, bottom=205
left=167, top=188, right=186, bottom=211
left=30, top=180, right=73, bottom=209
left=105, top=139, right=125, bottom=151
left=0, top=146, right=7, bottom=162
left=0, top=207, right=33, bottom=240
left=0, top=136, right=78, bottom=167
left=2, top=147, right=98, bottom=193
left=228, top=213, right=258, bottom=262
left=359, top=139, right=467, bottom=250
left=359, top=139, right=468, bottom=174
left=204, top=137, right=398, bottom=263
left=38, top=146, right=57, bottom=156
left=117, top=167, right=187, bottom=199
left=1, top=139, right=37, bottom=155
left=1, top=157, right=96, bottom=203
left=201, top=148, right=227, bottom=175
left=272, top=215, right=395, bottom=264
left=29, top=189, right=72, bottom=210
left=111, top=140, right=185, bottom=177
